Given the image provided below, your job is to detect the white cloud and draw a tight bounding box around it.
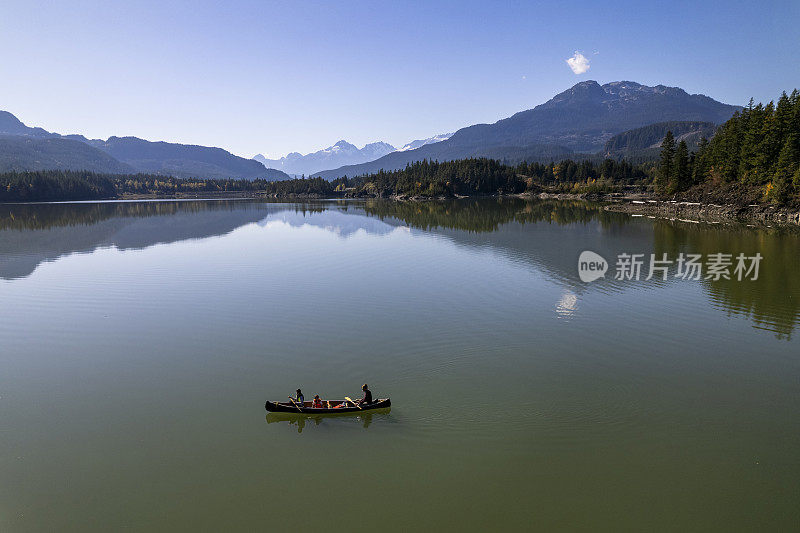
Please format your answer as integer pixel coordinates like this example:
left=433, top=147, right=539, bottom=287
left=566, top=51, right=590, bottom=75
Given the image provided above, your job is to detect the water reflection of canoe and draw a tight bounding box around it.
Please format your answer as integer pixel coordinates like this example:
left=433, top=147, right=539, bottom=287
left=266, top=410, right=387, bottom=431
left=265, top=398, right=391, bottom=414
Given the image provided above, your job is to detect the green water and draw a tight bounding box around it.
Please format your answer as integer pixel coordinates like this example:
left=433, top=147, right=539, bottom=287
left=0, top=199, right=798, bottom=532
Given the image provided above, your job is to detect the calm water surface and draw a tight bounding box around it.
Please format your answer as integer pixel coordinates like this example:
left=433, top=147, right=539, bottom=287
left=0, top=199, right=798, bottom=531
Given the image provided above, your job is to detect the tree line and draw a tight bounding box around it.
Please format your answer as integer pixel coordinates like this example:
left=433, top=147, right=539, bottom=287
left=260, top=158, right=652, bottom=198
left=0, top=170, right=283, bottom=202
left=0, top=158, right=681, bottom=202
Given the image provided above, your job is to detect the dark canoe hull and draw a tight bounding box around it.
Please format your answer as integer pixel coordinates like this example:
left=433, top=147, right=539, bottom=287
left=265, top=398, right=391, bottom=414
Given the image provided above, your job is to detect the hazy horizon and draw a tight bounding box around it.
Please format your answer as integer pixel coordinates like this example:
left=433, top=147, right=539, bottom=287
left=1, top=0, right=797, bottom=159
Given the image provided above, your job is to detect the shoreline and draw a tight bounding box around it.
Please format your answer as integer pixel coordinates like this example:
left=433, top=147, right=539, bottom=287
left=601, top=198, right=800, bottom=225
left=11, top=189, right=800, bottom=226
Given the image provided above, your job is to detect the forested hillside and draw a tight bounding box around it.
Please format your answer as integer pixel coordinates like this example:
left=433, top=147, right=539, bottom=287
left=655, top=90, right=800, bottom=203
left=0, top=137, right=134, bottom=174
left=90, top=136, right=289, bottom=180
left=604, top=121, right=716, bottom=159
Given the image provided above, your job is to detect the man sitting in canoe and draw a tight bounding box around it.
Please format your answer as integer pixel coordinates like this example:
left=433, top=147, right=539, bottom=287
left=290, top=389, right=304, bottom=406
left=357, top=384, right=373, bottom=406
left=312, top=395, right=323, bottom=408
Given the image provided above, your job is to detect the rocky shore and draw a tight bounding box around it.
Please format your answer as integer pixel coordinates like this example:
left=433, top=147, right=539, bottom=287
left=602, top=199, right=800, bottom=225
left=530, top=182, right=800, bottom=226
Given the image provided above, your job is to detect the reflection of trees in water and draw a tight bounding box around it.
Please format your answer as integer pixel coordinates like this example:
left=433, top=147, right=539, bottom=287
left=364, top=198, right=799, bottom=339
left=653, top=221, right=800, bottom=339
left=364, top=199, right=799, bottom=340
left=362, top=198, right=629, bottom=232
left=0, top=200, right=269, bottom=231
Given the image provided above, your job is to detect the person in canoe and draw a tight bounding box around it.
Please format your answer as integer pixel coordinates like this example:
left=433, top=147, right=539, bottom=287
left=357, top=383, right=373, bottom=406
left=312, top=395, right=323, bottom=408
left=290, top=389, right=304, bottom=406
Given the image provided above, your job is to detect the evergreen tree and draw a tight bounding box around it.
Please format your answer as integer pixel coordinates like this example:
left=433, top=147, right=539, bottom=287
left=768, top=138, right=799, bottom=203
left=655, top=130, right=675, bottom=194
left=671, top=140, right=690, bottom=193
left=775, top=92, right=793, bottom=140
left=709, top=111, right=741, bottom=182
left=692, top=137, right=711, bottom=184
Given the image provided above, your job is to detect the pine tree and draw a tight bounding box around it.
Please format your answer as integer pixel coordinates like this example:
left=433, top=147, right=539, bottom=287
left=738, top=103, right=765, bottom=183
left=692, top=137, right=711, bottom=184
left=671, top=140, right=690, bottom=193
left=655, top=131, right=675, bottom=194
left=792, top=90, right=800, bottom=169
left=709, top=111, right=741, bottom=182
left=768, top=137, right=799, bottom=204
left=775, top=92, right=793, bottom=139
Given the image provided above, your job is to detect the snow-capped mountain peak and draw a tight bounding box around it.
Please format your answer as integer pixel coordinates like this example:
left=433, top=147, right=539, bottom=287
left=253, top=139, right=395, bottom=176
left=398, top=132, right=454, bottom=152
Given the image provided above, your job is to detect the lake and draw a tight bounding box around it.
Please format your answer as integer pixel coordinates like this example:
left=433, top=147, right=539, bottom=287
left=1, top=199, right=798, bottom=531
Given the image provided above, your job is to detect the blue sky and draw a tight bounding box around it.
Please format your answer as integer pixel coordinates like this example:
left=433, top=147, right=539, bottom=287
left=1, top=0, right=798, bottom=158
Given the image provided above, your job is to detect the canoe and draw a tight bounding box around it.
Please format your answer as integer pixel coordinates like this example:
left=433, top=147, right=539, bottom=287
left=265, top=398, right=391, bottom=414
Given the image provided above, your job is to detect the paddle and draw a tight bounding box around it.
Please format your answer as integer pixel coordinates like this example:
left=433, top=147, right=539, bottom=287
left=287, top=396, right=304, bottom=412
left=344, top=396, right=362, bottom=410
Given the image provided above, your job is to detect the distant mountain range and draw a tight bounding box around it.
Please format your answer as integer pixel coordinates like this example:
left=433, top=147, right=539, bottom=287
left=254, top=140, right=395, bottom=177
left=0, top=111, right=289, bottom=180
left=253, top=133, right=455, bottom=177
left=313, top=81, right=741, bottom=179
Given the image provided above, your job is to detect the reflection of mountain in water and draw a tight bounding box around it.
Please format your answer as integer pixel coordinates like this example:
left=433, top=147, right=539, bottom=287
left=1, top=198, right=797, bottom=338
left=0, top=201, right=404, bottom=279
left=259, top=208, right=403, bottom=238
left=0, top=201, right=278, bottom=279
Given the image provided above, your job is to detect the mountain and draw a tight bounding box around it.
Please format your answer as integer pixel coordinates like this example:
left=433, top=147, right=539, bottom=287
left=254, top=140, right=396, bottom=177
left=603, top=121, right=718, bottom=159
left=448, top=81, right=739, bottom=152
left=255, top=135, right=457, bottom=177
left=86, top=136, right=289, bottom=180
left=398, top=132, right=454, bottom=151
left=0, top=111, right=289, bottom=180
left=0, top=111, right=59, bottom=139
left=0, top=136, right=135, bottom=174
left=313, top=81, right=740, bottom=179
